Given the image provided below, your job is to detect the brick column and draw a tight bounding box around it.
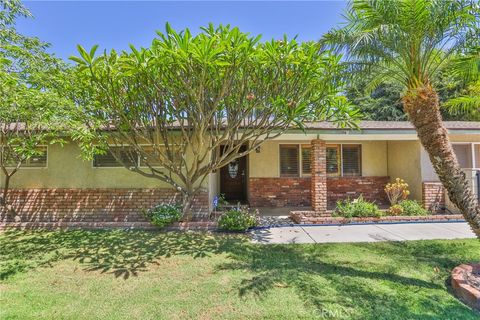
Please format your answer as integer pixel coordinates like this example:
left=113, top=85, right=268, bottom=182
left=422, top=182, right=445, bottom=213
left=311, top=139, right=327, bottom=213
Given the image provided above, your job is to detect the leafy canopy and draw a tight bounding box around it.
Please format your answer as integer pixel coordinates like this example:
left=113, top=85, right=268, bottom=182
left=322, top=0, right=479, bottom=91
left=69, top=23, right=358, bottom=205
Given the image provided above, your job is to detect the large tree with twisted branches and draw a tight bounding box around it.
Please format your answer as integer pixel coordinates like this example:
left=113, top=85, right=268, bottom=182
left=322, top=0, right=480, bottom=237
left=70, top=24, right=358, bottom=216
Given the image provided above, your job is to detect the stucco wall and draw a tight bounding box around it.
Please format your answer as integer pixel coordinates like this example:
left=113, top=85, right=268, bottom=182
left=387, top=141, right=422, bottom=201
left=449, top=133, right=480, bottom=143
left=248, top=140, right=388, bottom=178
left=1, top=141, right=207, bottom=189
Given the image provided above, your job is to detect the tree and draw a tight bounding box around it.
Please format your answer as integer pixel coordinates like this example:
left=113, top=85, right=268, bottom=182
left=70, top=24, right=358, bottom=217
left=322, top=0, right=480, bottom=237
left=345, top=79, right=407, bottom=121
left=444, top=49, right=480, bottom=119
left=0, top=0, right=69, bottom=210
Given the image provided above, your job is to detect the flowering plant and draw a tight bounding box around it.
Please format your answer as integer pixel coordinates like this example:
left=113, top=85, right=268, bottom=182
left=385, top=178, right=410, bottom=205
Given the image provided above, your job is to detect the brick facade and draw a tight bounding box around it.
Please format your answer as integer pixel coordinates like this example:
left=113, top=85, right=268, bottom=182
left=422, top=182, right=445, bottom=213
left=248, top=177, right=310, bottom=207
left=311, top=139, right=327, bottom=212
left=327, top=176, right=390, bottom=206
left=1, top=188, right=209, bottom=223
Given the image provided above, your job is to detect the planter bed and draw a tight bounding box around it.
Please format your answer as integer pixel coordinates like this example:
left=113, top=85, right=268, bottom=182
left=451, top=264, right=480, bottom=311
left=290, top=211, right=465, bottom=225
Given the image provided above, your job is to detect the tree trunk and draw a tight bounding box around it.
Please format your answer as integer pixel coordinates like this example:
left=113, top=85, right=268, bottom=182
left=403, top=85, right=480, bottom=238
left=181, top=190, right=195, bottom=222
left=1, top=173, right=10, bottom=207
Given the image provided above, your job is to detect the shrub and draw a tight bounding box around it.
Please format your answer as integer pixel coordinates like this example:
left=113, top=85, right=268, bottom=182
left=334, top=196, right=382, bottom=218
left=398, top=200, right=429, bottom=216
left=218, top=209, right=257, bottom=232
left=388, top=204, right=404, bottom=216
left=385, top=178, right=410, bottom=205
left=145, top=203, right=182, bottom=228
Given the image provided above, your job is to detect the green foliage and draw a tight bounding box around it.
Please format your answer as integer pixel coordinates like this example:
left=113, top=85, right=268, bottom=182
left=69, top=23, right=359, bottom=214
left=144, top=204, right=182, bottom=228
left=218, top=209, right=257, bottom=232
left=322, top=0, right=479, bottom=91
left=334, top=196, right=383, bottom=218
left=398, top=200, right=429, bottom=216
left=346, top=80, right=406, bottom=121
left=0, top=0, right=73, bottom=207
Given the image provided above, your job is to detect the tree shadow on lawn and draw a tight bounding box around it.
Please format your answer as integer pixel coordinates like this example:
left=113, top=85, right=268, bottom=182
left=1, top=229, right=478, bottom=319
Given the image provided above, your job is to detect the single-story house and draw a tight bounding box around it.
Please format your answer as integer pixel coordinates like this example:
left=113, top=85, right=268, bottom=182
left=1, top=121, right=479, bottom=226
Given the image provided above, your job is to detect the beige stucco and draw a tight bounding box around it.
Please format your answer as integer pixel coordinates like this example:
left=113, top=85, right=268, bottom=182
left=249, top=139, right=388, bottom=178
left=1, top=141, right=209, bottom=189
left=449, top=133, right=480, bottom=142
left=387, top=141, right=422, bottom=201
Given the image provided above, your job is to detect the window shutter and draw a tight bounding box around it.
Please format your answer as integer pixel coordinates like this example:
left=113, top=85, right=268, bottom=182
left=301, top=145, right=311, bottom=174
left=280, top=145, right=299, bottom=176
left=452, top=144, right=472, bottom=168
left=94, top=147, right=137, bottom=167
left=24, top=148, right=48, bottom=167
left=326, top=145, right=340, bottom=176
left=342, top=145, right=361, bottom=176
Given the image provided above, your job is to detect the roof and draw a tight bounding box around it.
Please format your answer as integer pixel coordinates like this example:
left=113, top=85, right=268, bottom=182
left=303, top=121, right=480, bottom=131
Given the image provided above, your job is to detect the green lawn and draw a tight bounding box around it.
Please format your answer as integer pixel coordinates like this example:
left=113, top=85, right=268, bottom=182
left=0, top=230, right=479, bottom=319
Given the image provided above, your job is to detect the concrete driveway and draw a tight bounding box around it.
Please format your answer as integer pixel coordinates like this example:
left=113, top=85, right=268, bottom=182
left=250, top=222, right=476, bottom=244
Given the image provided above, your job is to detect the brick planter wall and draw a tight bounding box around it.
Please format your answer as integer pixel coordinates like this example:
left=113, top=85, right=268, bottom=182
left=1, top=188, right=208, bottom=224
left=327, top=176, right=390, bottom=206
left=248, top=177, right=311, bottom=207
left=290, top=210, right=465, bottom=225
left=422, top=182, right=445, bottom=213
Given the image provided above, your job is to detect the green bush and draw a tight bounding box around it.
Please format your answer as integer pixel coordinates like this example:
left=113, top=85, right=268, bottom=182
left=334, top=196, right=382, bottom=218
left=398, top=200, right=429, bottom=216
left=218, top=209, right=257, bottom=232
left=145, top=203, right=182, bottom=228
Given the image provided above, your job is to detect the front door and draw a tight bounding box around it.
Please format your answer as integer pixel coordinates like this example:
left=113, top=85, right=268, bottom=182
left=220, top=151, right=247, bottom=202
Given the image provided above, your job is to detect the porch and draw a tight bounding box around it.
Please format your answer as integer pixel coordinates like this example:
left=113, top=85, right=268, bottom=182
left=211, top=138, right=422, bottom=214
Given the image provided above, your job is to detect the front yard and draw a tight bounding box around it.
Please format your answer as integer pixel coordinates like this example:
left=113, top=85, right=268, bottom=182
left=1, top=230, right=479, bottom=319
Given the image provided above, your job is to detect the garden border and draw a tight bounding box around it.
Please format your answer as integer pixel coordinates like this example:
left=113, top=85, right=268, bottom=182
left=451, top=264, right=480, bottom=311
left=290, top=211, right=465, bottom=225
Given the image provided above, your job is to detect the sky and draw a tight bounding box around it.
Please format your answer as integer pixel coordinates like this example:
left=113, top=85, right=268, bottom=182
left=17, top=1, right=347, bottom=60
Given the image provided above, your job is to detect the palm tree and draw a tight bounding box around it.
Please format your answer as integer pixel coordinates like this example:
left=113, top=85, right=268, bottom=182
left=322, top=0, right=480, bottom=237
left=445, top=50, right=480, bottom=118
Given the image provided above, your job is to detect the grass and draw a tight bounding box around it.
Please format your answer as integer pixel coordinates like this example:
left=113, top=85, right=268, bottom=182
left=0, top=229, right=479, bottom=319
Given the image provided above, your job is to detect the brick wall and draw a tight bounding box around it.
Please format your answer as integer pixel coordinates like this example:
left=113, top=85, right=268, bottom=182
left=1, top=188, right=209, bottom=223
left=422, top=182, right=445, bottom=213
left=248, top=177, right=311, bottom=207
left=327, top=176, right=390, bottom=206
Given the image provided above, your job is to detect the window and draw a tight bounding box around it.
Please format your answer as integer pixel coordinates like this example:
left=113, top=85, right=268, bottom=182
left=475, top=144, right=480, bottom=168
left=326, top=144, right=362, bottom=177
left=280, top=145, right=299, bottom=176
left=301, top=145, right=311, bottom=174
left=452, top=144, right=472, bottom=168
left=1, top=146, right=47, bottom=168
left=139, top=146, right=181, bottom=167
left=93, top=147, right=138, bottom=167
left=326, top=145, right=340, bottom=176
left=342, top=145, right=362, bottom=176
left=279, top=144, right=311, bottom=176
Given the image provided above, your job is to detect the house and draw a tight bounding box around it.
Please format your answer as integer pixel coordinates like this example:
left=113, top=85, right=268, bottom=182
left=1, top=121, right=479, bottom=226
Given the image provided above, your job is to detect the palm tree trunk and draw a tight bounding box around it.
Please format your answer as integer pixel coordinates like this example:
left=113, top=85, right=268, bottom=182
left=403, top=85, right=480, bottom=238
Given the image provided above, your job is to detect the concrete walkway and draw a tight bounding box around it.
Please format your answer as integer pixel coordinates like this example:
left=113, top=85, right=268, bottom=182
left=251, top=222, right=476, bottom=244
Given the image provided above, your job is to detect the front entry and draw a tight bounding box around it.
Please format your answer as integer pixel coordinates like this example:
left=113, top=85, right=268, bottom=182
left=220, top=149, right=247, bottom=202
